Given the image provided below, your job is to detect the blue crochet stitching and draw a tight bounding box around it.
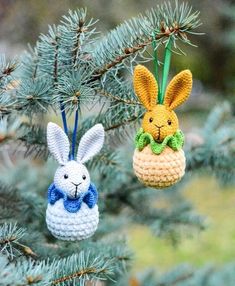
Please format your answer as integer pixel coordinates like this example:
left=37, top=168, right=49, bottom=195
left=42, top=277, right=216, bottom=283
left=48, top=183, right=98, bottom=213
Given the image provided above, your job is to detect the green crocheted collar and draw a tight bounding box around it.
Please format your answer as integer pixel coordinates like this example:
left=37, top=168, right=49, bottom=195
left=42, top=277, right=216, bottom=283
left=135, top=128, right=184, bottom=155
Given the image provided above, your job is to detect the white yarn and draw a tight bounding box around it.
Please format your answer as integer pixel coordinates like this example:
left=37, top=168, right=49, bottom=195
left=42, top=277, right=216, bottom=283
left=54, top=161, right=90, bottom=198
left=47, top=122, right=70, bottom=165
left=77, top=124, right=105, bottom=163
left=46, top=200, right=99, bottom=241
left=46, top=122, right=105, bottom=241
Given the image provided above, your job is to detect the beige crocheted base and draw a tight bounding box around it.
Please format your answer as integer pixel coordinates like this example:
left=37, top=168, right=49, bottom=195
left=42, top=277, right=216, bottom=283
left=133, top=145, right=186, bottom=188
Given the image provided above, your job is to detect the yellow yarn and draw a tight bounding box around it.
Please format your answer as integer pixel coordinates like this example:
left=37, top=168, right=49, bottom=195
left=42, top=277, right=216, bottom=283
left=132, top=65, right=192, bottom=189
left=164, top=70, right=193, bottom=110
left=133, top=65, right=158, bottom=110
left=142, top=105, right=179, bottom=142
left=133, top=145, right=186, bottom=188
left=133, top=65, right=192, bottom=143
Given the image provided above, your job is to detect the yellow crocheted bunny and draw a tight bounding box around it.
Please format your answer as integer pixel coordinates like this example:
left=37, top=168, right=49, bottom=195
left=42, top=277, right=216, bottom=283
left=133, top=65, right=192, bottom=142
left=133, top=65, right=193, bottom=189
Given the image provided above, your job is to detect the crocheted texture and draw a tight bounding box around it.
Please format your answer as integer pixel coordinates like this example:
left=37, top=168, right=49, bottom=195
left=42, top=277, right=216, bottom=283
left=48, top=183, right=98, bottom=213
left=47, top=122, right=70, bottom=165
left=46, top=201, right=99, bottom=241
left=141, top=105, right=179, bottom=142
left=135, top=128, right=184, bottom=155
left=46, top=122, right=105, bottom=241
left=133, top=145, right=186, bottom=188
left=77, top=124, right=105, bottom=164
left=47, top=123, right=105, bottom=166
left=133, top=65, right=192, bottom=142
left=164, top=69, right=193, bottom=110
left=54, top=160, right=91, bottom=199
left=133, top=65, right=158, bottom=110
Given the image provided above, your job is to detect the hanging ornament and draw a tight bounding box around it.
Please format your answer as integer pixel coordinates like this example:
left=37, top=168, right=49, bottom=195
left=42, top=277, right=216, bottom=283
left=132, top=64, right=192, bottom=188
left=46, top=122, right=105, bottom=240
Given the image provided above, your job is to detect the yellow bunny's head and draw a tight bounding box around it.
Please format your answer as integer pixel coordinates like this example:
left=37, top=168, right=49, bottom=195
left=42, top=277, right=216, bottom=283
left=133, top=65, right=192, bottom=142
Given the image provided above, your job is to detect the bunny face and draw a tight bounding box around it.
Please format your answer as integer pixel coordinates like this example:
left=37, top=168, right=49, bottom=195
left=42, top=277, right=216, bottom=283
left=47, top=122, right=105, bottom=198
left=142, top=105, right=179, bottom=142
left=133, top=65, right=192, bottom=142
left=54, top=161, right=90, bottom=198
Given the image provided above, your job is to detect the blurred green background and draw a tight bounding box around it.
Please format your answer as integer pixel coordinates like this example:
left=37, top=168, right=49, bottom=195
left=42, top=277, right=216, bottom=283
left=1, top=0, right=235, bottom=274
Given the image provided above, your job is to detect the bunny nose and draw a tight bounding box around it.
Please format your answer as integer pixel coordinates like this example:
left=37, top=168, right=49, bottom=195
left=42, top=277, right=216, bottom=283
left=155, top=124, right=164, bottom=129
left=72, top=182, right=81, bottom=187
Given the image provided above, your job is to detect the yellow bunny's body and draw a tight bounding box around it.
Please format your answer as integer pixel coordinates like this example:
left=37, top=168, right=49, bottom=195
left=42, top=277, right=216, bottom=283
left=132, top=65, right=193, bottom=188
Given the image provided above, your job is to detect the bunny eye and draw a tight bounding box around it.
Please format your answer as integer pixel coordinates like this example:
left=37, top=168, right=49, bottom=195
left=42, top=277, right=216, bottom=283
left=82, top=175, right=86, bottom=180
left=149, top=117, right=153, bottom=123
left=64, top=174, right=69, bottom=179
left=167, top=119, right=172, bottom=125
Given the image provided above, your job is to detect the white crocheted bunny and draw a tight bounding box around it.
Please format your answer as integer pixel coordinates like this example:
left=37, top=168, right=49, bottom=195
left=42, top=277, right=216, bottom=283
left=46, top=122, right=105, bottom=241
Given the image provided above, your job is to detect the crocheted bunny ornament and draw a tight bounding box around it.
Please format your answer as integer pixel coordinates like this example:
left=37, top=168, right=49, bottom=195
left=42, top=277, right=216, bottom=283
left=46, top=122, right=105, bottom=241
left=133, top=65, right=193, bottom=188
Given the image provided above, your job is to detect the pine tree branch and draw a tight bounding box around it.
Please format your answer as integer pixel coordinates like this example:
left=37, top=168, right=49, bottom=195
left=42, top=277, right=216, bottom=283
left=0, top=104, right=26, bottom=115
left=50, top=246, right=131, bottom=286
left=92, top=40, right=150, bottom=80
left=98, top=89, right=141, bottom=105
left=26, top=275, right=43, bottom=284
left=13, top=241, right=38, bottom=259
left=53, top=36, right=59, bottom=85
left=18, top=123, right=48, bottom=158
left=32, top=59, right=38, bottom=80
left=0, top=223, right=37, bottom=260
left=158, top=272, right=194, bottom=286
left=52, top=267, right=107, bottom=285
left=92, top=27, right=181, bottom=80
left=92, top=2, right=201, bottom=80
left=0, top=61, right=18, bottom=82
left=104, top=116, right=139, bottom=132
left=72, top=19, right=85, bottom=65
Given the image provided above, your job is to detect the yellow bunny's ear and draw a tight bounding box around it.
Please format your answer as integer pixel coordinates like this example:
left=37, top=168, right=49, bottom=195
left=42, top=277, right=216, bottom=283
left=133, top=65, right=158, bottom=110
left=164, top=70, right=192, bottom=110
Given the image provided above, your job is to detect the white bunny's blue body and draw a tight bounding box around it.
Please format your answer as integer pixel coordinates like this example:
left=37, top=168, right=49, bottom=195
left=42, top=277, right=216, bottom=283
left=46, top=122, right=105, bottom=241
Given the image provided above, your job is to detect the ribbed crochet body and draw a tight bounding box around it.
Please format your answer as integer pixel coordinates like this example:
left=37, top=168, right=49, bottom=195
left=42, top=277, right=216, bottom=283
left=133, top=145, right=186, bottom=188
left=46, top=200, right=99, bottom=240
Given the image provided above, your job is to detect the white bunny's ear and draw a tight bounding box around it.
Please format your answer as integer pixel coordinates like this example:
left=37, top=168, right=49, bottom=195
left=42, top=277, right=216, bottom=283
left=77, top=124, right=105, bottom=164
left=47, top=122, right=70, bottom=165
